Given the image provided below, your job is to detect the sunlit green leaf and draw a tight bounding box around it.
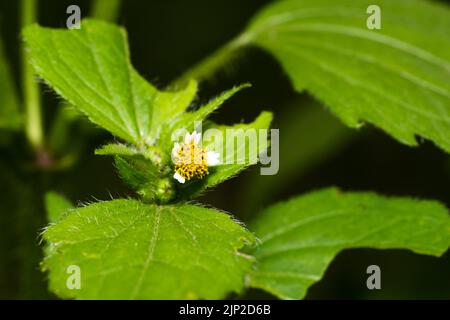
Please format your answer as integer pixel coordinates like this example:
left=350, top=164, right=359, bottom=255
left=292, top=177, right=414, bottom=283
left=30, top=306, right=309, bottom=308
left=43, top=199, right=255, bottom=299
left=23, top=19, right=196, bottom=146
left=250, top=188, right=450, bottom=299
left=95, top=143, right=141, bottom=158
left=159, top=83, right=251, bottom=149
left=245, top=0, right=450, bottom=152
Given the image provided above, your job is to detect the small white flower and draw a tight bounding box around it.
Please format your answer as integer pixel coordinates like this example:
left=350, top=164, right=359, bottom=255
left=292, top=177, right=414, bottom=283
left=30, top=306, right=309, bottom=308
left=171, top=142, right=180, bottom=159
left=193, top=131, right=201, bottom=144
left=172, top=130, right=220, bottom=183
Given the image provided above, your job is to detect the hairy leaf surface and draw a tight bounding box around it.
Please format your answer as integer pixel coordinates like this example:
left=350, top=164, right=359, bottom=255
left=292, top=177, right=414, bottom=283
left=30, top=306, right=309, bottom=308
left=250, top=188, right=450, bottom=299
left=245, top=0, right=450, bottom=152
left=43, top=199, right=255, bottom=299
left=23, top=20, right=197, bottom=146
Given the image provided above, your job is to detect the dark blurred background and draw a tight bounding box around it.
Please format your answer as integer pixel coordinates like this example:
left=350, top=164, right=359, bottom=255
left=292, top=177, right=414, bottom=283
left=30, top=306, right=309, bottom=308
left=0, top=0, right=449, bottom=299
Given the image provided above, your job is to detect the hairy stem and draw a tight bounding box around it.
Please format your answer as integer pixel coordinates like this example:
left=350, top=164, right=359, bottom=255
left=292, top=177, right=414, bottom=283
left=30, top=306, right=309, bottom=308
left=21, top=0, right=43, bottom=151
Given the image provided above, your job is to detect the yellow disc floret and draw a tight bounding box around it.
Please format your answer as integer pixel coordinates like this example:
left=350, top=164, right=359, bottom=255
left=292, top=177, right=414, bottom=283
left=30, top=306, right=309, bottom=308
left=172, top=131, right=220, bottom=184
left=174, top=142, right=208, bottom=181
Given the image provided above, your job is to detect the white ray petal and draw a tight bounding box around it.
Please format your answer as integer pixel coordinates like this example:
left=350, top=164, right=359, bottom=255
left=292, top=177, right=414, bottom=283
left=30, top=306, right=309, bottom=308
left=173, top=172, right=186, bottom=184
left=171, top=142, right=180, bottom=158
left=193, top=131, right=201, bottom=144
left=184, top=132, right=192, bottom=144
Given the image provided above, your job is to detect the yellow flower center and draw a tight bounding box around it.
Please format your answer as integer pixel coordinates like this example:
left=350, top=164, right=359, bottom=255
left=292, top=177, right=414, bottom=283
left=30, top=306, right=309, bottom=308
left=174, top=142, right=209, bottom=182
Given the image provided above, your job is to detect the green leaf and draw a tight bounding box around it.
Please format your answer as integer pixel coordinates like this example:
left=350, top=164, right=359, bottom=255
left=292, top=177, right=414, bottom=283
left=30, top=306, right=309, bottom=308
left=187, top=83, right=250, bottom=124
left=249, top=187, right=450, bottom=299
left=43, top=199, right=255, bottom=299
left=95, top=143, right=141, bottom=157
left=152, top=79, right=198, bottom=135
left=159, top=83, right=251, bottom=150
left=115, top=156, right=169, bottom=202
left=245, top=0, right=450, bottom=152
left=0, top=36, right=21, bottom=130
left=23, top=19, right=197, bottom=146
left=44, top=192, right=73, bottom=223
left=177, top=111, right=273, bottom=198
left=23, top=20, right=271, bottom=199
left=95, top=143, right=173, bottom=201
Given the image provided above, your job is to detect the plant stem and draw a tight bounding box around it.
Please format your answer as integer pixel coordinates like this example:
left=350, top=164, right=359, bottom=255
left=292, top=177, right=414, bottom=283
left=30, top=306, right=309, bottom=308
left=21, top=0, right=43, bottom=151
left=91, top=0, right=122, bottom=22
left=171, top=33, right=252, bottom=87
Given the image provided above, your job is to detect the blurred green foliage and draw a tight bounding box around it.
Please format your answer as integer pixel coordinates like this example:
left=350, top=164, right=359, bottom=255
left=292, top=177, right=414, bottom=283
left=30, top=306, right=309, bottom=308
left=0, top=0, right=449, bottom=299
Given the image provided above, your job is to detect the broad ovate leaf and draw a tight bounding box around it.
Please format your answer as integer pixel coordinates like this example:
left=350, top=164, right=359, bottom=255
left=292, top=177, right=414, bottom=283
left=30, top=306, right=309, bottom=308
left=23, top=19, right=197, bottom=146
left=43, top=199, right=255, bottom=299
left=245, top=0, right=450, bottom=152
left=250, top=188, right=450, bottom=299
